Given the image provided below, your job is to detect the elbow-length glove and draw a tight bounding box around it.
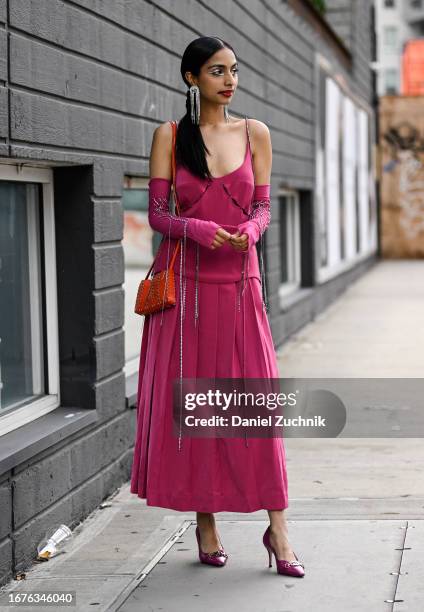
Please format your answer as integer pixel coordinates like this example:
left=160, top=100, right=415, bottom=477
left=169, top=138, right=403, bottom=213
left=236, top=184, right=271, bottom=249
left=148, top=177, right=220, bottom=248
left=236, top=183, right=271, bottom=314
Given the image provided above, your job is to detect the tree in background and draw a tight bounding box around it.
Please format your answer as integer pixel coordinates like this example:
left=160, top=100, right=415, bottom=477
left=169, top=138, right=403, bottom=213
left=309, top=0, right=326, bottom=15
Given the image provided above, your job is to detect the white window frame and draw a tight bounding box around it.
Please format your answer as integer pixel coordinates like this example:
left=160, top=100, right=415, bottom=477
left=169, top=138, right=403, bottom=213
left=383, top=25, right=398, bottom=51
left=278, top=188, right=301, bottom=302
left=0, top=163, right=60, bottom=436
left=384, top=67, right=398, bottom=94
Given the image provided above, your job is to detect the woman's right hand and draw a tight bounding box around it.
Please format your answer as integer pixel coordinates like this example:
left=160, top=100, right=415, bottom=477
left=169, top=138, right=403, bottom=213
left=210, top=227, right=233, bottom=250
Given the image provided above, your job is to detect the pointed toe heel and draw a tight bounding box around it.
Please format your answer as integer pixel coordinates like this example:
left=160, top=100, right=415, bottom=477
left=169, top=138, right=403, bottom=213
left=263, top=525, right=305, bottom=578
left=195, top=526, right=228, bottom=567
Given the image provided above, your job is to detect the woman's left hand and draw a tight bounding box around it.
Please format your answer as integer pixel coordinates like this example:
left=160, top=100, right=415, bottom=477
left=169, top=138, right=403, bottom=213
left=229, top=230, right=249, bottom=251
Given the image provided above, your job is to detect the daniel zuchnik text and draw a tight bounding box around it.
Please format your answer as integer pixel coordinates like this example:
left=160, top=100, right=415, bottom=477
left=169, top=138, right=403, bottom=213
left=185, top=415, right=326, bottom=427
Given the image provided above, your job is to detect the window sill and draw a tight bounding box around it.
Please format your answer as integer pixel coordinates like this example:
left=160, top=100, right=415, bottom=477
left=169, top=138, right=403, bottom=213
left=0, top=407, right=98, bottom=478
left=279, top=287, right=314, bottom=313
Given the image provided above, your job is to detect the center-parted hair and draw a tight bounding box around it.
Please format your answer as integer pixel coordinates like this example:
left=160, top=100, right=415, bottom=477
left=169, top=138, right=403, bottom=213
left=177, top=36, right=237, bottom=180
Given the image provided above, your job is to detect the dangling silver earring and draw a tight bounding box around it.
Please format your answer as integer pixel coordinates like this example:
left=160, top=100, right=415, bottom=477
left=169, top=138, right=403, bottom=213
left=189, top=84, right=200, bottom=125
left=224, top=105, right=230, bottom=123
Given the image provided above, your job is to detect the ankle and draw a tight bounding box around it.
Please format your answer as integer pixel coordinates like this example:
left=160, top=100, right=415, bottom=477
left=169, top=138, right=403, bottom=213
left=197, top=513, right=215, bottom=528
left=198, top=523, right=214, bottom=532
left=269, top=525, right=289, bottom=539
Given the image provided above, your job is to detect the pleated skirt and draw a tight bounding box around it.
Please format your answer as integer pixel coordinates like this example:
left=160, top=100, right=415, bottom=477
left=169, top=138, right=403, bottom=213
left=129, top=273, right=289, bottom=512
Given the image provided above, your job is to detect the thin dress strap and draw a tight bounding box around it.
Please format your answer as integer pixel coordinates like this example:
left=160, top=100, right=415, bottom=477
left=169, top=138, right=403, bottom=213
left=245, top=116, right=253, bottom=168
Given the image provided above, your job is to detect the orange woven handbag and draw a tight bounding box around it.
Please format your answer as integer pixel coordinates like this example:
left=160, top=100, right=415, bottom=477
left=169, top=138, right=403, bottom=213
left=134, top=121, right=182, bottom=316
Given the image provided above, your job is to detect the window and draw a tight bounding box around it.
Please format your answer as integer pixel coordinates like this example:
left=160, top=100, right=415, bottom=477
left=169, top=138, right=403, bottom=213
left=122, top=176, right=161, bottom=377
left=410, top=0, right=422, bottom=8
left=278, top=191, right=301, bottom=296
left=383, top=26, right=398, bottom=51
left=384, top=0, right=395, bottom=7
left=384, top=68, right=398, bottom=94
left=0, top=165, right=59, bottom=436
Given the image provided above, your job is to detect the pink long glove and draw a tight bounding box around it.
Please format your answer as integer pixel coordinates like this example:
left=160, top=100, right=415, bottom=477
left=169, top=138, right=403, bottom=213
left=236, top=184, right=271, bottom=248
left=148, top=177, right=220, bottom=248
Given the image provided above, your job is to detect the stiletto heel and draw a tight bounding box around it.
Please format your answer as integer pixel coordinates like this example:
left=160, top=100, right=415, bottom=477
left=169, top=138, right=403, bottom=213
left=262, top=525, right=305, bottom=577
left=267, top=547, right=273, bottom=567
left=195, top=525, right=228, bottom=567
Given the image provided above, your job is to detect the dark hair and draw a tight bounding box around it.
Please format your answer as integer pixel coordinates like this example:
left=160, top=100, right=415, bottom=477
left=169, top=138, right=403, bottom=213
left=176, top=36, right=237, bottom=180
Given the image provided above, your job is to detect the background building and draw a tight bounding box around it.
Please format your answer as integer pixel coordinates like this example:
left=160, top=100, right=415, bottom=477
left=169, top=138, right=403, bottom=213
left=0, top=0, right=377, bottom=585
left=402, top=39, right=424, bottom=94
left=375, top=0, right=424, bottom=95
left=379, top=95, right=424, bottom=257
left=374, top=0, right=424, bottom=256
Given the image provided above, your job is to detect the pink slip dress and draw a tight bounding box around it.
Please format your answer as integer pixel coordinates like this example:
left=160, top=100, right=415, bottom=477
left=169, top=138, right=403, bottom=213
left=129, top=117, right=289, bottom=512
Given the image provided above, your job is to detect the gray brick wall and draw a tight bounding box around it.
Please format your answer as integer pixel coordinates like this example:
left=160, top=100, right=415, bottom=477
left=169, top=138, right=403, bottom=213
left=325, top=0, right=355, bottom=50
left=325, top=0, right=374, bottom=100
left=0, top=0, right=375, bottom=585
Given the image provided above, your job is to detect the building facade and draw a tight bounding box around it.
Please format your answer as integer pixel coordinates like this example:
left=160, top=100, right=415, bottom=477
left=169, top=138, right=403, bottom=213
left=0, top=0, right=377, bottom=585
left=374, top=0, right=424, bottom=95
left=379, top=95, right=424, bottom=256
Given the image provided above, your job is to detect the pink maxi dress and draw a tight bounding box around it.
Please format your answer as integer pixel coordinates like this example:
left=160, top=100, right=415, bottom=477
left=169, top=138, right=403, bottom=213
left=130, top=117, right=289, bottom=512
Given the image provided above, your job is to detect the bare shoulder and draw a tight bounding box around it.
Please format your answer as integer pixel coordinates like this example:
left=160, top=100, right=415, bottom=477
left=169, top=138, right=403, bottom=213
left=152, top=121, right=173, bottom=151
left=244, top=118, right=272, bottom=182
left=246, top=119, right=271, bottom=155
left=150, top=121, right=173, bottom=179
left=247, top=118, right=270, bottom=135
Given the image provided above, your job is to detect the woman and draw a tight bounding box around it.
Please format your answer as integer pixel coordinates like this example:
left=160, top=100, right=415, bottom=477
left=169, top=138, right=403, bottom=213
left=130, top=36, right=304, bottom=578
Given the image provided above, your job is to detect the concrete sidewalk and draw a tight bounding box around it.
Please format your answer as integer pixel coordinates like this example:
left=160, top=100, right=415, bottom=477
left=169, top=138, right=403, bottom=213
left=0, top=260, right=423, bottom=611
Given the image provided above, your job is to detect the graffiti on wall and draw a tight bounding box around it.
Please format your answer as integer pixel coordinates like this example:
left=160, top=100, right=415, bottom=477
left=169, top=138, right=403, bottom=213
left=383, top=122, right=424, bottom=241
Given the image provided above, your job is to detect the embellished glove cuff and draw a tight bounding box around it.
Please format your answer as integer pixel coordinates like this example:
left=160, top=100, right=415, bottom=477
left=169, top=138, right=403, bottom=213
left=237, top=184, right=271, bottom=249
left=148, top=177, right=220, bottom=249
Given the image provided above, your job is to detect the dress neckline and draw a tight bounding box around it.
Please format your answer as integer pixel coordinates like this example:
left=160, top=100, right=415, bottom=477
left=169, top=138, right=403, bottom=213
left=176, top=117, right=252, bottom=182
left=207, top=134, right=249, bottom=181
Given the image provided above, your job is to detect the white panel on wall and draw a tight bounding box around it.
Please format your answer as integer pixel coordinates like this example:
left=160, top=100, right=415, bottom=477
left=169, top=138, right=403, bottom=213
left=343, top=96, right=356, bottom=260
left=325, top=77, right=341, bottom=267
left=358, top=109, right=369, bottom=253
left=343, top=95, right=357, bottom=260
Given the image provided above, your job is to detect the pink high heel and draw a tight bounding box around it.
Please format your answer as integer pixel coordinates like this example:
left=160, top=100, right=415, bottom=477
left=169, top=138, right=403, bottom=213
left=195, top=525, right=228, bottom=567
left=263, top=525, right=305, bottom=577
